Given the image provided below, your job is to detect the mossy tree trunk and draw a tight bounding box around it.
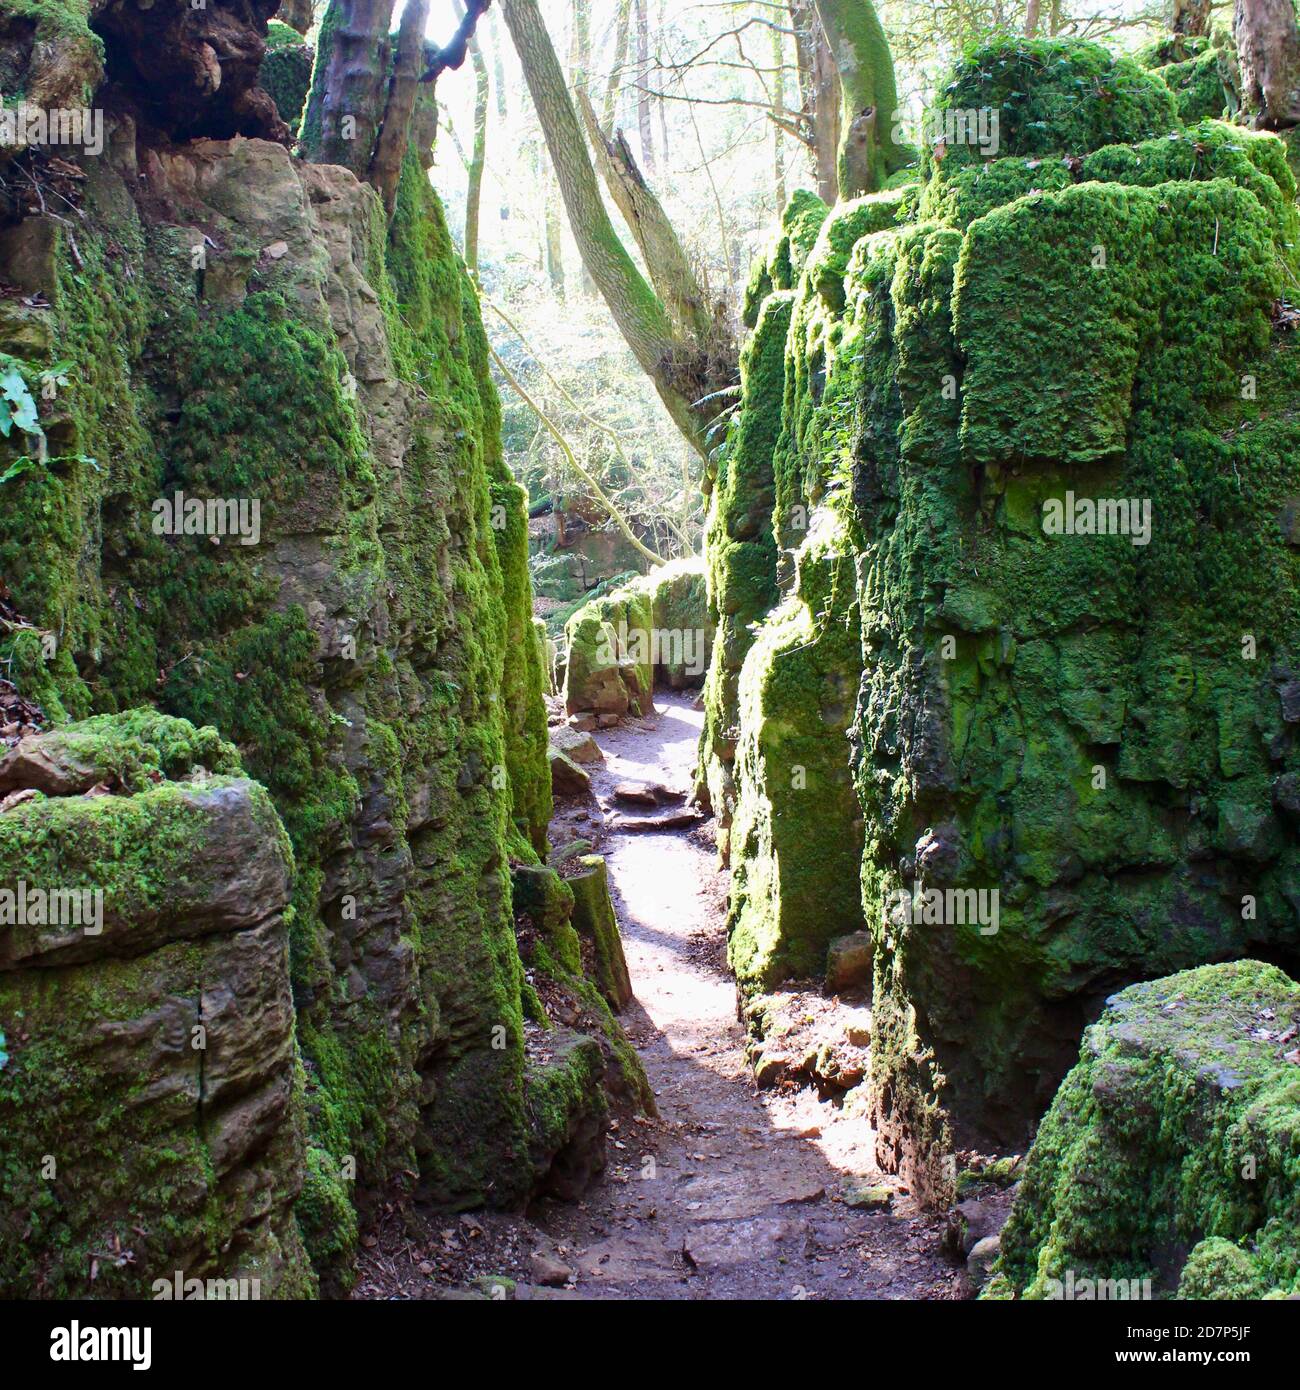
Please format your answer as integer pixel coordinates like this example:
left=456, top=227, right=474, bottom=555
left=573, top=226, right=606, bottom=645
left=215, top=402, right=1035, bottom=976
left=812, top=0, right=907, bottom=197
left=1234, top=0, right=1300, bottom=128
left=458, top=0, right=490, bottom=272
left=300, top=0, right=395, bottom=175
left=575, top=86, right=715, bottom=346
left=303, top=0, right=491, bottom=208
left=500, top=0, right=732, bottom=453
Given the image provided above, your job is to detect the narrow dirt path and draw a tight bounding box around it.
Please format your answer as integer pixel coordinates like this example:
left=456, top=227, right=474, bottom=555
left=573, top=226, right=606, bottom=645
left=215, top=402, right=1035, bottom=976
left=534, top=691, right=961, bottom=1300
left=353, top=690, right=963, bottom=1300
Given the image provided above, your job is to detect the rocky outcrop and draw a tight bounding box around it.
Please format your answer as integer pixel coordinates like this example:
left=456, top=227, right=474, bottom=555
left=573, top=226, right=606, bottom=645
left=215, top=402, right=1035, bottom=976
left=0, top=23, right=603, bottom=1296
left=707, top=36, right=1300, bottom=1204
left=988, top=961, right=1300, bottom=1300
left=512, top=859, right=651, bottom=1113
left=562, top=558, right=714, bottom=720
left=0, top=715, right=311, bottom=1298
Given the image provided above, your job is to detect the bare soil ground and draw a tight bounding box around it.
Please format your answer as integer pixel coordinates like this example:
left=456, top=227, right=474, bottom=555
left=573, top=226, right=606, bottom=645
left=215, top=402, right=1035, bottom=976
left=353, top=690, right=965, bottom=1301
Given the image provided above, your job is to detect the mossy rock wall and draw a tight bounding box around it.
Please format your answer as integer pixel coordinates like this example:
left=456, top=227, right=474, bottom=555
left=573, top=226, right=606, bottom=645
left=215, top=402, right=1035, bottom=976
left=988, top=961, right=1300, bottom=1300
left=712, top=37, right=1300, bottom=1203
left=703, top=191, right=902, bottom=964
left=0, top=110, right=562, bottom=1290
left=726, top=512, right=866, bottom=991
left=0, top=716, right=313, bottom=1298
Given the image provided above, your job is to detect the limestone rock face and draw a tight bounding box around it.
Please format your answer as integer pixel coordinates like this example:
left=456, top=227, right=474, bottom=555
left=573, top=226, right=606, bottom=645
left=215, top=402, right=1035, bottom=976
left=0, top=716, right=311, bottom=1298
left=705, top=36, right=1300, bottom=1205
left=990, top=961, right=1300, bottom=1300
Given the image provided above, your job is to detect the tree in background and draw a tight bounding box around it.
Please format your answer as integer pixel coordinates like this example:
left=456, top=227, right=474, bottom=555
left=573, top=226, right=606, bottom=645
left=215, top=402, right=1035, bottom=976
left=1234, top=0, right=1300, bottom=128
left=789, top=0, right=842, bottom=203
left=458, top=0, right=490, bottom=270
left=813, top=0, right=908, bottom=196
left=500, top=0, right=733, bottom=453
left=301, top=0, right=489, bottom=210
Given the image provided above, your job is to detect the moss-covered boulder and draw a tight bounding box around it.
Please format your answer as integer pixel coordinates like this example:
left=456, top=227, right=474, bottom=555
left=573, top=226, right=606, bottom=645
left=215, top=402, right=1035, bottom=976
left=628, top=558, right=714, bottom=690
left=562, top=557, right=713, bottom=719
left=990, top=961, right=1300, bottom=1300
left=512, top=861, right=652, bottom=1115
left=526, top=1030, right=608, bottom=1201
left=0, top=715, right=312, bottom=1298
left=563, top=610, right=635, bottom=717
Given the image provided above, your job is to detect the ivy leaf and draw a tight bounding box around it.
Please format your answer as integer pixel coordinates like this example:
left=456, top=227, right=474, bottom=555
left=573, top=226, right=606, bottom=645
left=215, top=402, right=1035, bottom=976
left=0, top=363, right=41, bottom=436
left=0, top=456, right=41, bottom=484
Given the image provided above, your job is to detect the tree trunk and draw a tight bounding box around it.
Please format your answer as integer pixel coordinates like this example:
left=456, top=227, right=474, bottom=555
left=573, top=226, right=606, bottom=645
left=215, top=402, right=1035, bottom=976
left=463, top=5, right=490, bottom=271
left=603, top=0, right=632, bottom=134
left=544, top=166, right=566, bottom=299
left=570, top=0, right=591, bottom=77
left=368, top=0, right=430, bottom=215
left=772, top=16, right=788, bottom=209
left=300, top=0, right=396, bottom=176
left=636, top=0, right=655, bottom=172
left=812, top=0, right=906, bottom=198
left=489, top=8, right=511, bottom=225
left=1235, top=0, right=1300, bottom=128
left=500, top=0, right=726, bottom=452
left=304, top=0, right=491, bottom=211
left=1173, top=0, right=1213, bottom=37
left=790, top=0, right=839, bottom=204
left=576, top=87, right=713, bottom=344
left=1024, top=0, right=1042, bottom=38
left=656, top=0, right=670, bottom=162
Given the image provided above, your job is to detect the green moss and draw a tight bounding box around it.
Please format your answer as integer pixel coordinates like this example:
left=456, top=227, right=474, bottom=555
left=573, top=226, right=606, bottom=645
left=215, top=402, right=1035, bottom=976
left=744, top=190, right=829, bottom=328
left=992, top=962, right=1300, bottom=1300
left=0, top=0, right=103, bottom=105
left=567, top=855, right=632, bottom=1010
left=1178, top=1237, right=1271, bottom=1300
left=0, top=117, right=577, bottom=1290
left=1155, top=49, right=1231, bottom=123
left=954, top=180, right=1278, bottom=466
left=261, top=30, right=313, bottom=136
left=0, top=744, right=311, bottom=1298
left=931, top=37, right=1177, bottom=176
left=703, top=36, right=1300, bottom=1208
left=295, top=1146, right=359, bottom=1295
left=727, top=512, right=866, bottom=992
